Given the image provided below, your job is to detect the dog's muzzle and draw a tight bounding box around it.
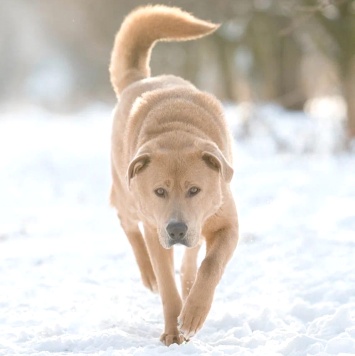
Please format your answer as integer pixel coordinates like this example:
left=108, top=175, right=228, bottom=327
left=166, top=221, right=188, bottom=246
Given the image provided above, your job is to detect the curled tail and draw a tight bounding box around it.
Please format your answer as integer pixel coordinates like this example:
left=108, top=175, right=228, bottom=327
left=109, top=5, right=219, bottom=96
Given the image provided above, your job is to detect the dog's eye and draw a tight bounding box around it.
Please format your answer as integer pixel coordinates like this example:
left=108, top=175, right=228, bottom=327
left=188, top=186, right=200, bottom=197
left=154, top=188, right=167, bottom=198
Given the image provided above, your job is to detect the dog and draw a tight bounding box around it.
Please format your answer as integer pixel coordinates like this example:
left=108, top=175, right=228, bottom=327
left=109, top=5, right=239, bottom=346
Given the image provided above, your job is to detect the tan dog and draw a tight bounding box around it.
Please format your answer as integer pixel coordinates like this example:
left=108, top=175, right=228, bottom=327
left=109, top=5, right=239, bottom=346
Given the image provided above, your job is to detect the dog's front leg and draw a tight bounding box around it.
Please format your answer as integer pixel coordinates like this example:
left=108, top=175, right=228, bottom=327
left=178, top=225, right=238, bottom=340
left=144, top=224, right=184, bottom=346
left=180, top=243, right=201, bottom=301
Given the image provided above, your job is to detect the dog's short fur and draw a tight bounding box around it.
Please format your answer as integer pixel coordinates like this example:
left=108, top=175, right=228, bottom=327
left=109, top=5, right=238, bottom=346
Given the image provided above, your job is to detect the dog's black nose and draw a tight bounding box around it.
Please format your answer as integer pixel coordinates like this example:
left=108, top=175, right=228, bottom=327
left=166, top=221, right=188, bottom=242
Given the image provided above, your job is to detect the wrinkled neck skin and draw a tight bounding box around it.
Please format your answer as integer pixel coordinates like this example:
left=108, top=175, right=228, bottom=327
left=123, top=82, right=232, bottom=164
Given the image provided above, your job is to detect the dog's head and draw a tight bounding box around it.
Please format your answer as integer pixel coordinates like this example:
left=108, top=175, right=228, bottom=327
left=127, top=141, right=233, bottom=249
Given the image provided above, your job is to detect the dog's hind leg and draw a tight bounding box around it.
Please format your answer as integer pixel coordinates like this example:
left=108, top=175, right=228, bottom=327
left=119, top=217, right=157, bottom=293
left=180, top=243, right=201, bottom=301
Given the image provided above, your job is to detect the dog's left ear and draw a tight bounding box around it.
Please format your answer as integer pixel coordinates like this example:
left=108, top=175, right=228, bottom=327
left=201, top=143, right=233, bottom=183
left=127, top=151, right=151, bottom=187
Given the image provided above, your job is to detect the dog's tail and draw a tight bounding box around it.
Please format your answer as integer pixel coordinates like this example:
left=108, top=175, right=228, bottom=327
left=109, top=5, right=219, bottom=96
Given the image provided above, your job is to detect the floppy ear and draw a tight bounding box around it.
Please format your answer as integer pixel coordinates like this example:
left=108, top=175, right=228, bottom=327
left=202, top=144, right=233, bottom=183
left=127, top=152, right=151, bottom=187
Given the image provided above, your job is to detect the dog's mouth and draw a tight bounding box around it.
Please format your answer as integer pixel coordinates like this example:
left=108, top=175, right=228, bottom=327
left=162, top=238, right=196, bottom=249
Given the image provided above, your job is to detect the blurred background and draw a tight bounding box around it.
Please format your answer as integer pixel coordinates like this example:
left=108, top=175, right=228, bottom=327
left=1, top=0, right=354, bottom=150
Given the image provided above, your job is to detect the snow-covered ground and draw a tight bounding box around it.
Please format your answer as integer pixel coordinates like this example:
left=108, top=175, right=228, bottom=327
left=0, top=104, right=354, bottom=356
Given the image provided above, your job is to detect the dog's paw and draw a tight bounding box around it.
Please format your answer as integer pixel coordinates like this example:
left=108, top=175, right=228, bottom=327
left=141, top=267, right=158, bottom=293
left=178, top=297, right=211, bottom=339
left=160, top=332, right=185, bottom=346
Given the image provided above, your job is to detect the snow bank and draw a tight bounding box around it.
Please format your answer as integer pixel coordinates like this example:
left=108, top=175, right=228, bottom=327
left=0, top=104, right=354, bottom=355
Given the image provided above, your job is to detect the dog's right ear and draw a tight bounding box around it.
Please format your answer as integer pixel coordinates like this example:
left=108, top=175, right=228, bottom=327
left=198, top=141, right=233, bottom=183
left=127, top=152, right=151, bottom=187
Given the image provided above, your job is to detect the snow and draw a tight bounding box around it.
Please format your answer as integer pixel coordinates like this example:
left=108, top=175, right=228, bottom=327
left=0, top=103, right=354, bottom=355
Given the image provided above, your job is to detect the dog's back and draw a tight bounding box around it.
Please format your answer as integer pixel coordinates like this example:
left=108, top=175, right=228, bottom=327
left=109, top=5, right=230, bottom=175
left=109, top=5, right=218, bottom=95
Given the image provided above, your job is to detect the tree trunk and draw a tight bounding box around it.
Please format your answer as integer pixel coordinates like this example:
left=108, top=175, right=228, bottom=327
left=344, top=56, right=355, bottom=139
